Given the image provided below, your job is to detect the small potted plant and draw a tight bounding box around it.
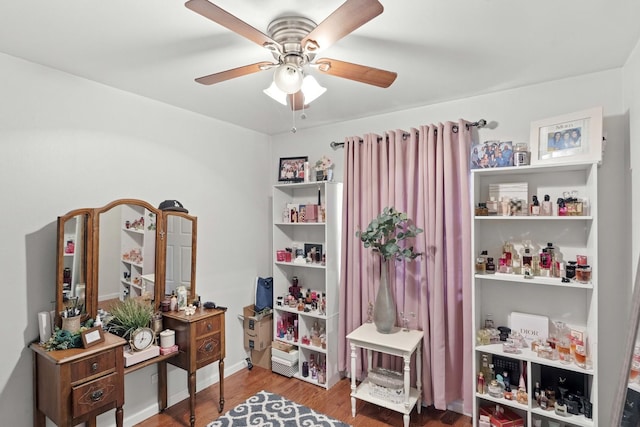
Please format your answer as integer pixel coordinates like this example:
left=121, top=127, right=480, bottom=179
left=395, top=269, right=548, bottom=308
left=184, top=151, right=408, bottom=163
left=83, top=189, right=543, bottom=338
left=356, top=207, right=423, bottom=333
left=103, top=298, right=153, bottom=340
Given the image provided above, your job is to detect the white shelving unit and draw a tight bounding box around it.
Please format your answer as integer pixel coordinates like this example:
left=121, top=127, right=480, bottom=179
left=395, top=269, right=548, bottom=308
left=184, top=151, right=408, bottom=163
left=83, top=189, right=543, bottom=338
left=471, top=161, right=599, bottom=426
left=120, top=205, right=156, bottom=300
left=272, top=182, right=342, bottom=389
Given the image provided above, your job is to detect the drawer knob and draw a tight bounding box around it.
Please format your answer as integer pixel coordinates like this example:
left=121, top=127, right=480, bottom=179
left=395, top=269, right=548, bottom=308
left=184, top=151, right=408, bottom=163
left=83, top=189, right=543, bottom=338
left=205, top=342, right=213, bottom=352
left=207, top=323, right=212, bottom=331
left=91, top=390, right=104, bottom=402
left=91, top=362, right=98, bottom=372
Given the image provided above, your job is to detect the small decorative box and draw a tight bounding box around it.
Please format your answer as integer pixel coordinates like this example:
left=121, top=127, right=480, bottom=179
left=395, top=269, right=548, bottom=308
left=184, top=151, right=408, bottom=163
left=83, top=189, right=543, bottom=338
left=509, top=311, right=549, bottom=344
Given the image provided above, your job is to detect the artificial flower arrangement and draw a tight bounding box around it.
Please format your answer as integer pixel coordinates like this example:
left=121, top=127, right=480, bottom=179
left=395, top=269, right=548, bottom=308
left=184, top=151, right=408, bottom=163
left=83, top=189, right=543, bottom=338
left=315, top=155, right=334, bottom=171
left=314, top=156, right=334, bottom=181
left=43, top=318, right=95, bottom=351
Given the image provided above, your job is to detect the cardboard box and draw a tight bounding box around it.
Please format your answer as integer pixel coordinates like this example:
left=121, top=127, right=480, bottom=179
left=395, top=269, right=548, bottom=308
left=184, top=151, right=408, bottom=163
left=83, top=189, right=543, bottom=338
left=243, top=305, right=273, bottom=351
left=479, top=405, right=524, bottom=427
left=251, top=346, right=271, bottom=369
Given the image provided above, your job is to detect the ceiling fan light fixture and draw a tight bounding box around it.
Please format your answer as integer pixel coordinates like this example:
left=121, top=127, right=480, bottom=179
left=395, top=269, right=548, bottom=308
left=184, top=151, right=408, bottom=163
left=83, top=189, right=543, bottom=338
left=263, top=82, right=288, bottom=106
left=301, top=75, right=326, bottom=104
left=273, top=63, right=304, bottom=94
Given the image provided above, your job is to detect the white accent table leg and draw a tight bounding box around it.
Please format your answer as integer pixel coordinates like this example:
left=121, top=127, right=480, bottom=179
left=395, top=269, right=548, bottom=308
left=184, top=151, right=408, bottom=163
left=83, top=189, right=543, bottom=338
left=350, top=342, right=357, bottom=418
left=416, top=344, right=422, bottom=414
left=403, top=353, right=411, bottom=421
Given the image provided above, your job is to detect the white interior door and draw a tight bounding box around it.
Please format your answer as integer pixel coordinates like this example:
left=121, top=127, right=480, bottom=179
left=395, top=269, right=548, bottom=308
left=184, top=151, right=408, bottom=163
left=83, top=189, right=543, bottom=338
left=165, top=215, right=192, bottom=295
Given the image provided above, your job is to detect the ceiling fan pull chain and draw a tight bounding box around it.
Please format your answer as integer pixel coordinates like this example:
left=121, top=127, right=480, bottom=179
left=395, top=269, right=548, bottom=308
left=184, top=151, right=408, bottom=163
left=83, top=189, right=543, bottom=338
left=291, top=97, right=297, bottom=133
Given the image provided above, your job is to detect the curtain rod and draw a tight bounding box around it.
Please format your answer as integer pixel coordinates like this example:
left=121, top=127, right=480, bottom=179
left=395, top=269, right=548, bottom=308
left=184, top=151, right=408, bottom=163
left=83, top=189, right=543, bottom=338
left=329, top=119, right=487, bottom=150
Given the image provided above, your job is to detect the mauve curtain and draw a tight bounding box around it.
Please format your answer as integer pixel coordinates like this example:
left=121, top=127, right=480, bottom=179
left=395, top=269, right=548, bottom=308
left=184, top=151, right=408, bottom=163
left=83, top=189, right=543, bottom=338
left=338, top=120, right=473, bottom=412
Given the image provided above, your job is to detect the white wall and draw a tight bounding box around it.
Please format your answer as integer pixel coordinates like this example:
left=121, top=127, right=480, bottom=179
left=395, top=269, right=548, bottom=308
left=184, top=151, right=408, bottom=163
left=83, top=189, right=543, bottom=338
left=271, top=69, right=630, bottom=423
left=624, top=38, right=640, bottom=277
left=0, top=52, right=272, bottom=426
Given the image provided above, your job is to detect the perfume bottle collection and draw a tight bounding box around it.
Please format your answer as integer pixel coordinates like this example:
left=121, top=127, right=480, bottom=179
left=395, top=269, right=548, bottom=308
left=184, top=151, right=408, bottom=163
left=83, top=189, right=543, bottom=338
left=475, top=240, right=592, bottom=284
left=477, top=352, right=593, bottom=420
left=275, top=276, right=327, bottom=316
left=276, top=311, right=327, bottom=349
left=475, top=190, right=589, bottom=217
left=477, top=314, right=591, bottom=370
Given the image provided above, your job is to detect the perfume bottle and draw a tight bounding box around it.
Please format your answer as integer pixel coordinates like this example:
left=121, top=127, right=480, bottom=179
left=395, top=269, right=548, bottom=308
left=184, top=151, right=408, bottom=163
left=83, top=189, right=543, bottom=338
left=477, top=372, right=485, bottom=394
left=539, top=390, right=549, bottom=410
left=541, top=194, right=553, bottom=216
left=486, top=257, right=496, bottom=274
left=557, top=197, right=568, bottom=216
left=486, top=197, right=498, bottom=216
left=539, top=248, right=551, bottom=276
left=530, top=195, right=540, bottom=216
left=500, top=197, right=510, bottom=216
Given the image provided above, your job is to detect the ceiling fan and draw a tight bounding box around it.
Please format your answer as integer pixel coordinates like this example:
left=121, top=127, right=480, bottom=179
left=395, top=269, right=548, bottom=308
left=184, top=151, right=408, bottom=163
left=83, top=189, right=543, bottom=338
left=185, top=0, right=397, bottom=110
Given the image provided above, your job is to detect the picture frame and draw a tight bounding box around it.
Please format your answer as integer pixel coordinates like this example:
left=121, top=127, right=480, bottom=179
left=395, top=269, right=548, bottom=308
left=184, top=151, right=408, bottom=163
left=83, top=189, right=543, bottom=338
left=529, top=107, right=603, bottom=165
left=278, top=156, right=308, bottom=182
left=303, top=243, right=323, bottom=263
left=81, top=326, right=105, bottom=348
left=469, top=140, right=514, bottom=169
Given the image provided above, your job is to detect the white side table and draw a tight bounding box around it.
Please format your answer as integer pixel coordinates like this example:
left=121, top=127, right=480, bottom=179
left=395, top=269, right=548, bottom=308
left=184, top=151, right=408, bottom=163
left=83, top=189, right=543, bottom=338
left=346, top=323, right=424, bottom=427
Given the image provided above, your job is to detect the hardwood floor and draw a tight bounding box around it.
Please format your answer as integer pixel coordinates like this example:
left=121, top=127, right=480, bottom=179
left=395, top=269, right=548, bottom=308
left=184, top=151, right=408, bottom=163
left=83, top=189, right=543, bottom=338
left=134, top=366, right=472, bottom=427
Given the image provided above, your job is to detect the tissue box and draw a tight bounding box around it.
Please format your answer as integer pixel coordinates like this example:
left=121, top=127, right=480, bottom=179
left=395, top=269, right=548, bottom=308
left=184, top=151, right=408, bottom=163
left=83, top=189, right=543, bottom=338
left=509, top=311, right=549, bottom=344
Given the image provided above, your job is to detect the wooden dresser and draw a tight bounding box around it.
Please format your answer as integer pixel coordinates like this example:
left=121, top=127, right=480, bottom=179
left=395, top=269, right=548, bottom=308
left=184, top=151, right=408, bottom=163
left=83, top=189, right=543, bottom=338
left=30, top=332, right=126, bottom=427
left=162, top=307, right=226, bottom=427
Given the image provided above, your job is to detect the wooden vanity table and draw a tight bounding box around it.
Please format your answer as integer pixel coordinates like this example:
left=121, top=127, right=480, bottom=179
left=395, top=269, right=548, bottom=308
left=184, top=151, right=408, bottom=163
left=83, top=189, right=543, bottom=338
left=162, top=307, right=227, bottom=426
left=31, top=333, right=127, bottom=427
left=31, top=199, right=225, bottom=426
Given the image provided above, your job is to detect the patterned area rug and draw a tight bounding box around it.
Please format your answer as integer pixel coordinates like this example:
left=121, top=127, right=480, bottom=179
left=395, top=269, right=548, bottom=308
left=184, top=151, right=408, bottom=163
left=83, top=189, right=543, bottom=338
left=207, top=390, right=352, bottom=427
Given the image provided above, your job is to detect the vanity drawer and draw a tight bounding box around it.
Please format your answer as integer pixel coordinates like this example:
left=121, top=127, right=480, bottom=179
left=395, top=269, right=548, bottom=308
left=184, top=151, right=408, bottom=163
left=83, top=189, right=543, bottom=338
left=70, top=348, right=116, bottom=383
left=195, top=316, right=221, bottom=337
left=195, top=334, right=221, bottom=365
left=71, top=372, right=120, bottom=418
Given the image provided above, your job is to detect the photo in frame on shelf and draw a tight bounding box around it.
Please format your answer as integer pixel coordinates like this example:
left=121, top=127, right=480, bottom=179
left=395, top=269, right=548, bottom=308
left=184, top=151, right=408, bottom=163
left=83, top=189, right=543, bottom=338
left=469, top=140, right=515, bottom=169
left=303, top=243, right=323, bottom=263
left=278, top=156, right=308, bottom=183
left=529, top=106, right=603, bottom=165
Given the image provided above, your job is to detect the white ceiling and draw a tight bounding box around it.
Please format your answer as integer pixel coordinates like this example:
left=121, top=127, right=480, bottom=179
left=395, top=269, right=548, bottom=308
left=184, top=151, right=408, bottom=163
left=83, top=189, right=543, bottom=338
left=1, top=1, right=639, bottom=135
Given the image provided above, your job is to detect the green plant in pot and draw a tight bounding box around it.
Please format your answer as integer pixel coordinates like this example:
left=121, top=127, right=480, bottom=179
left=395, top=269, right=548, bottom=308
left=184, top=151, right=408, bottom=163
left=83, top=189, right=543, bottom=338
left=104, top=298, right=153, bottom=340
left=356, top=207, right=423, bottom=333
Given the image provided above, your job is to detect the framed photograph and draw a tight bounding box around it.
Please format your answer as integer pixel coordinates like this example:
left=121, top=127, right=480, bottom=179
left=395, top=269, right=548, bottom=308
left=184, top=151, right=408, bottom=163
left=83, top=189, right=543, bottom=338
left=278, top=156, right=308, bottom=182
left=81, top=326, right=105, bottom=348
left=469, top=140, right=514, bottom=169
left=304, top=243, right=323, bottom=263
left=529, top=107, right=603, bottom=165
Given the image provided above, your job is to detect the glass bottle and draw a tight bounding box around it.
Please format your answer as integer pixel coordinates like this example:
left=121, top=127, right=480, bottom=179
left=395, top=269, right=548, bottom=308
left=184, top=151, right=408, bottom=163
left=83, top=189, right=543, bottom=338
left=475, top=256, right=486, bottom=274
left=500, top=197, right=510, bottom=216
left=534, top=381, right=541, bottom=403
left=477, top=372, right=485, bottom=394
left=486, top=257, right=496, bottom=274
left=530, top=195, right=540, bottom=216
left=486, top=197, right=498, bottom=216
left=557, top=197, right=568, bottom=216
left=539, top=390, right=549, bottom=410
left=541, top=194, right=553, bottom=216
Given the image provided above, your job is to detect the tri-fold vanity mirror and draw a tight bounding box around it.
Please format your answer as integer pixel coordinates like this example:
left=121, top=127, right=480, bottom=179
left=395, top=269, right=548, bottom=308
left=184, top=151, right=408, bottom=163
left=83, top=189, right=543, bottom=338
left=55, top=198, right=197, bottom=326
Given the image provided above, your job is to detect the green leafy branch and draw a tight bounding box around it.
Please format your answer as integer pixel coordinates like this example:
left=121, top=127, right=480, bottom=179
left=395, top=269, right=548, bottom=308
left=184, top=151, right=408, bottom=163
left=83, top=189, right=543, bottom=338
left=356, top=207, right=423, bottom=262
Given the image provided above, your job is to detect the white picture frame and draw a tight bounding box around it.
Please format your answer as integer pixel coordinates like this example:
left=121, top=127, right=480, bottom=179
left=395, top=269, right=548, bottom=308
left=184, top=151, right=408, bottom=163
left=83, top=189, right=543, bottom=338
left=529, top=107, right=603, bottom=165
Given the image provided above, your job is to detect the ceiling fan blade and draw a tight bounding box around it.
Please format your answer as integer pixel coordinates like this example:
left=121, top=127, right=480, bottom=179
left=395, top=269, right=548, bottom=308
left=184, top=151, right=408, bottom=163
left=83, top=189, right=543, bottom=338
left=301, top=0, right=383, bottom=53
left=287, top=91, right=308, bottom=111
left=195, top=61, right=274, bottom=85
left=315, top=58, right=397, bottom=88
left=185, top=0, right=279, bottom=48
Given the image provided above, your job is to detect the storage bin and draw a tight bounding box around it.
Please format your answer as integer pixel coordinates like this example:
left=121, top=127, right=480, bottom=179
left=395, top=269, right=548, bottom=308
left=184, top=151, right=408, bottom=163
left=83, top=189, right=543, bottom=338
left=271, top=355, right=298, bottom=378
